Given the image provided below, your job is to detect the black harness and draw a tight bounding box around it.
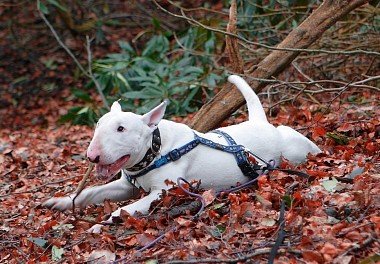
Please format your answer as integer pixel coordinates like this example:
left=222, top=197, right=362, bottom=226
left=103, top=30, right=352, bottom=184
left=124, top=128, right=275, bottom=186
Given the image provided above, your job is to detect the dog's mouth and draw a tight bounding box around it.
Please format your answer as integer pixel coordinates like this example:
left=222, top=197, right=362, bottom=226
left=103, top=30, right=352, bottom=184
left=96, top=155, right=130, bottom=181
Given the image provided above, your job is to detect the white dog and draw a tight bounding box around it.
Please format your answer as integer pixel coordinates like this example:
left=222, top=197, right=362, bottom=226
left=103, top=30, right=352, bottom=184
left=44, top=75, right=321, bottom=233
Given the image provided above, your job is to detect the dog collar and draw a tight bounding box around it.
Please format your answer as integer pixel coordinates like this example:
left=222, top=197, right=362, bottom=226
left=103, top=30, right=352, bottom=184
left=127, top=128, right=161, bottom=172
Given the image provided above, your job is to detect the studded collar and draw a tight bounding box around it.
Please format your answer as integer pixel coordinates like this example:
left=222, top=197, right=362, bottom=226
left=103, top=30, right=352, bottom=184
left=127, top=128, right=161, bottom=172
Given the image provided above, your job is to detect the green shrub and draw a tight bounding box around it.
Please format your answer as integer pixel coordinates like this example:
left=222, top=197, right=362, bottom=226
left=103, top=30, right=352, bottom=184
left=64, top=28, right=225, bottom=125
left=93, top=30, right=225, bottom=116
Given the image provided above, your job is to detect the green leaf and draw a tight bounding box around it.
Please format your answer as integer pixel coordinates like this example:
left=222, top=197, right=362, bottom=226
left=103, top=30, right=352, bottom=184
left=181, top=87, right=199, bottom=110
left=123, top=91, right=156, bottom=99
left=27, top=237, right=48, bottom=248
left=12, top=76, right=29, bottom=85
left=46, top=0, right=67, bottom=12
left=283, top=194, right=293, bottom=208
left=151, top=17, right=161, bottom=29
left=77, top=106, right=90, bottom=115
left=71, top=89, right=92, bottom=102
left=52, top=246, right=64, bottom=261
left=326, top=132, right=350, bottom=145
left=212, top=203, right=225, bottom=209
left=359, top=253, right=380, bottom=264
left=118, top=41, right=134, bottom=54
left=116, top=72, right=129, bottom=88
left=37, top=0, right=49, bottom=14
left=145, top=260, right=158, bottom=264
left=322, top=178, right=338, bottom=192
left=128, top=76, right=154, bottom=82
left=109, top=62, right=128, bottom=71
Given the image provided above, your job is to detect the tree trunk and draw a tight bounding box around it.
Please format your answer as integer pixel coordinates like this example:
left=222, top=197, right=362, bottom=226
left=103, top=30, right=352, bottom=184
left=189, top=0, right=370, bottom=132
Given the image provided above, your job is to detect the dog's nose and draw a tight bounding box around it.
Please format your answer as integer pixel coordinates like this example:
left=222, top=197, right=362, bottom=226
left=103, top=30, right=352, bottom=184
left=88, top=155, right=100, bottom=163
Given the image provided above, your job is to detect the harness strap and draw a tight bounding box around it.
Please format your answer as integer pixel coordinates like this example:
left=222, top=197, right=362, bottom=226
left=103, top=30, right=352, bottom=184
left=125, top=130, right=269, bottom=184
left=211, top=130, right=262, bottom=179
left=124, top=129, right=310, bottom=187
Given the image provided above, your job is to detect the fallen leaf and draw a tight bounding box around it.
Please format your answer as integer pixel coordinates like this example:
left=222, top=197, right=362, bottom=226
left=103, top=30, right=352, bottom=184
left=260, top=217, right=276, bottom=227
left=87, top=249, right=116, bottom=263
left=27, top=237, right=48, bottom=248
left=322, top=178, right=338, bottom=192
left=51, top=246, right=64, bottom=261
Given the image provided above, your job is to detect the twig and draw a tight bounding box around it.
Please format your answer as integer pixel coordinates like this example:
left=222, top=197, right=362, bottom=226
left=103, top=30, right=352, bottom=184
left=337, top=234, right=377, bottom=259
left=37, top=6, right=110, bottom=110
left=268, top=181, right=300, bottom=263
left=268, top=200, right=286, bottom=264
left=85, top=36, right=109, bottom=109
left=0, top=175, right=80, bottom=198
left=165, top=248, right=302, bottom=263
left=71, top=163, right=94, bottom=212
left=249, top=75, right=380, bottom=93
left=337, top=222, right=374, bottom=237
left=225, top=0, right=244, bottom=73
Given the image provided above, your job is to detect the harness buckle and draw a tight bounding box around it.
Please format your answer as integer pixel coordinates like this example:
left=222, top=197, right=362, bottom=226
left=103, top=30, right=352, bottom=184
left=168, top=149, right=181, bottom=161
left=245, top=152, right=258, bottom=165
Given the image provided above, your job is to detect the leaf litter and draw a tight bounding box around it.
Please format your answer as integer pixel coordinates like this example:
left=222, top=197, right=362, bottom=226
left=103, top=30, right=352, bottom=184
left=0, top=89, right=379, bottom=263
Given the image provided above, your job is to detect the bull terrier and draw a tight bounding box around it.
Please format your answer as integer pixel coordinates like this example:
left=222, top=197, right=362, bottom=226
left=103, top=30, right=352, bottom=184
left=43, top=75, right=321, bottom=233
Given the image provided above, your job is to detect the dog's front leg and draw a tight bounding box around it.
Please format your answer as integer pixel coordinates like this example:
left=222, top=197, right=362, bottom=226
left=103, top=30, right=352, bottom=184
left=43, top=176, right=136, bottom=211
left=88, top=189, right=162, bottom=233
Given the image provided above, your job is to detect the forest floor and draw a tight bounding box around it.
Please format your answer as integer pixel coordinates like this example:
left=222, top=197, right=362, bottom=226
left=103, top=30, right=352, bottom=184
left=1, top=58, right=379, bottom=264
left=1, top=2, right=380, bottom=264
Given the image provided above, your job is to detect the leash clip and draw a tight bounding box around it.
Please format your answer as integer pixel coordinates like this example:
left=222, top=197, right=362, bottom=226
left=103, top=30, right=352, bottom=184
left=243, top=148, right=258, bottom=165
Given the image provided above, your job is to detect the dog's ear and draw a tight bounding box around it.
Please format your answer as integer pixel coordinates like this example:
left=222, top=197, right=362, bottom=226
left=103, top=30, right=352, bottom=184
left=141, top=100, right=168, bottom=130
left=110, top=101, right=122, bottom=112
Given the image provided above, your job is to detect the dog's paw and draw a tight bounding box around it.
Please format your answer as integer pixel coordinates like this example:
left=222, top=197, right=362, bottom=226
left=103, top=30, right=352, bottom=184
left=42, top=196, right=73, bottom=211
left=87, top=224, right=104, bottom=234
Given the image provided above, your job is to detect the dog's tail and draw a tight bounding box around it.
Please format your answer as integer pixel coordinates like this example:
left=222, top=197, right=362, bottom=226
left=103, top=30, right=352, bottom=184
left=228, top=75, right=267, bottom=122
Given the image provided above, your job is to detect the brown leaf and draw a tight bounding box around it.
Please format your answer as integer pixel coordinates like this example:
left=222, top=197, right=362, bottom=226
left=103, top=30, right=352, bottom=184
left=136, top=233, right=156, bottom=247
left=302, top=250, right=324, bottom=264
left=201, top=189, right=215, bottom=206
left=337, top=123, right=354, bottom=132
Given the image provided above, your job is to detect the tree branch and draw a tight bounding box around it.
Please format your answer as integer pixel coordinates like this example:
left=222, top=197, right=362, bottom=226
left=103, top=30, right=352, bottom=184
left=153, top=0, right=379, bottom=57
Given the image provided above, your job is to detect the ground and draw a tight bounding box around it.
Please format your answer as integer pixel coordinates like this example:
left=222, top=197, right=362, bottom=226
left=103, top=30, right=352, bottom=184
left=1, top=74, right=379, bottom=263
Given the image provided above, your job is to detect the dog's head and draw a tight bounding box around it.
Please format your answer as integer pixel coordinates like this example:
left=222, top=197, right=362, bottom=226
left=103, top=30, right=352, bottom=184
left=87, top=100, right=167, bottom=180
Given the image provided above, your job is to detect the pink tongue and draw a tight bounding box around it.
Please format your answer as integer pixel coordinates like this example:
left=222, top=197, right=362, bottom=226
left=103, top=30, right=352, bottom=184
left=96, top=155, right=130, bottom=180
left=96, top=165, right=109, bottom=178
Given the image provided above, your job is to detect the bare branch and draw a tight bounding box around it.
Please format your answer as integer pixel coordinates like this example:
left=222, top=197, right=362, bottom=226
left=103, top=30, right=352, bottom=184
left=166, top=247, right=302, bottom=264
left=85, top=36, right=109, bottom=110
left=38, top=8, right=110, bottom=110
left=186, top=0, right=372, bottom=132
left=153, top=0, right=380, bottom=57
left=225, top=0, right=244, bottom=73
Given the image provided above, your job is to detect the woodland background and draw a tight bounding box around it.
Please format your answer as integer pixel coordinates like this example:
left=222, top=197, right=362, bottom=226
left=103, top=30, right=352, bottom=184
left=0, top=0, right=379, bottom=263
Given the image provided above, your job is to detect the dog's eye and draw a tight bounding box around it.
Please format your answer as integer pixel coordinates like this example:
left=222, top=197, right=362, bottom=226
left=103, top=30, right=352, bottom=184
left=117, top=126, right=125, bottom=132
